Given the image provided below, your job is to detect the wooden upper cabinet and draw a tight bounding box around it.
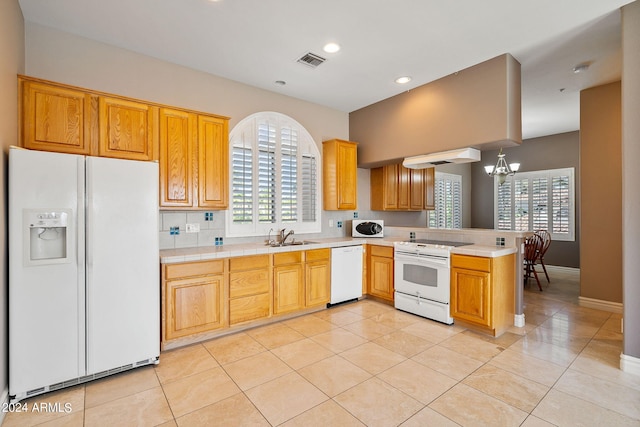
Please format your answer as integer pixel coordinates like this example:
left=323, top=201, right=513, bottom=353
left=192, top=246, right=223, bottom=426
left=322, top=139, right=358, bottom=210
left=20, top=79, right=94, bottom=155
left=198, top=115, right=229, bottom=209
left=398, top=164, right=411, bottom=210
left=409, top=168, right=425, bottom=210
left=98, top=97, right=157, bottom=161
left=159, top=108, right=196, bottom=207
left=424, top=167, right=435, bottom=210
left=159, top=110, right=229, bottom=210
left=371, top=162, right=433, bottom=211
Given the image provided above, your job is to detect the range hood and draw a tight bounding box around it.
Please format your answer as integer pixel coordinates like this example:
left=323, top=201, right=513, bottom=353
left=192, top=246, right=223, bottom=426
left=403, top=147, right=481, bottom=169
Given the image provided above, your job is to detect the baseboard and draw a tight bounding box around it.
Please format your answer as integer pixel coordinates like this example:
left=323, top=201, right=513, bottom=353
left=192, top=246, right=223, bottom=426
left=0, top=387, right=8, bottom=425
left=546, top=265, right=580, bottom=274
left=620, top=353, right=640, bottom=376
left=578, top=296, right=623, bottom=313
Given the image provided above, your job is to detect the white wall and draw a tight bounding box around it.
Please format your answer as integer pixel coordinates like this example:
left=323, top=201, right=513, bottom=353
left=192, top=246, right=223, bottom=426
left=0, top=0, right=24, bottom=409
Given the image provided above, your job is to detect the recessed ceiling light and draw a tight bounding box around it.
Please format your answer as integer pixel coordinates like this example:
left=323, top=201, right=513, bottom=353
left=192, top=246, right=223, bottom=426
left=275, top=80, right=286, bottom=86
left=323, top=43, right=341, bottom=54
left=395, top=76, right=412, bottom=84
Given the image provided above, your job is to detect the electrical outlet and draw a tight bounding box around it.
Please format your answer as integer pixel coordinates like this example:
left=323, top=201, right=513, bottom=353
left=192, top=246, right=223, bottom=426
left=329, top=219, right=334, bottom=227
left=185, top=223, right=200, bottom=233
left=353, top=212, right=359, bottom=219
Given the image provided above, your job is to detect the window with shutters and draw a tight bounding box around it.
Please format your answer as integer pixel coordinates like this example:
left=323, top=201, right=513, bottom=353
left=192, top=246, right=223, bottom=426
left=226, top=112, right=321, bottom=237
left=494, top=167, right=575, bottom=241
left=428, top=172, right=463, bottom=229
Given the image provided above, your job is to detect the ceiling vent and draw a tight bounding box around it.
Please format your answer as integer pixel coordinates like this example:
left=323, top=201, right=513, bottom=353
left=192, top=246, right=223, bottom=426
left=297, top=52, right=326, bottom=68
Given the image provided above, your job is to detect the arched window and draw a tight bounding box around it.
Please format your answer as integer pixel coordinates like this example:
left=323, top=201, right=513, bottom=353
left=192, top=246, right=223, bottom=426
left=226, top=112, right=321, bottom=237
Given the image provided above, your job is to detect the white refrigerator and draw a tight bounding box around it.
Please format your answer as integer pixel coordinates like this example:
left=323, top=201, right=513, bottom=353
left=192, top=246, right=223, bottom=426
left=9, top=147, right=160, bottom=402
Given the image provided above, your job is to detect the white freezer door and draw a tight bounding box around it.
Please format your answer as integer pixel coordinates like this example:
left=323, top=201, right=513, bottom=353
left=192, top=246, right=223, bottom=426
left=9, top=148, right=85, bottom=396
left=85, top=157, right=159, bottom=374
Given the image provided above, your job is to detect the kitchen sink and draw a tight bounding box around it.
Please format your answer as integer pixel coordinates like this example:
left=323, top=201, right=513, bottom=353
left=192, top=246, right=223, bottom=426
left=267, top=240, right=317, bottom=247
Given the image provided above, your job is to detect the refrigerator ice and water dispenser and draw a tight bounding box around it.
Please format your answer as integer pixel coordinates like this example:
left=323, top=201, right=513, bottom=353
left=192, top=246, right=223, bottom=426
left=24, top=210, right=70, bottom=265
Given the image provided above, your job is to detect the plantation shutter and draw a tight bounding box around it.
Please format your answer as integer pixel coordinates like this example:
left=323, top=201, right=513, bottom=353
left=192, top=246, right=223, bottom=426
left=231, top=134, right=253, bottom=224
left=257, top=122, right=276, bottom=223
left=301, top=155, right=317, bottom=222
left=227, top=112, right=321, bottom=237
left=280, top=126, right=298, bottom=223
left=494, top=168, right=574, bottom=241
left=428, top=172, right=462, bottom=229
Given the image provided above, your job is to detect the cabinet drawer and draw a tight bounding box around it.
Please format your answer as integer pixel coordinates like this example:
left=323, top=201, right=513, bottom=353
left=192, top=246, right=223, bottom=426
left=451, top=254, right=491, bottom=272
left=369, top=245, right=393, bottom=258
left=229, top=293, right=270, bottom=325
left=306, top=248, right=330, bottom=262
left=229, top=254, right=269, bottom=272
left=165, top=260, right=225, bottom=280
left=229, top=269, right=270, bottom=298
left=273, top=251, right=303, bottom=266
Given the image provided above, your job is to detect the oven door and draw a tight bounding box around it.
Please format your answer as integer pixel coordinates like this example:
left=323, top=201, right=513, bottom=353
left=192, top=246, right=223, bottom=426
left=394, top=252, right=450, bottom=304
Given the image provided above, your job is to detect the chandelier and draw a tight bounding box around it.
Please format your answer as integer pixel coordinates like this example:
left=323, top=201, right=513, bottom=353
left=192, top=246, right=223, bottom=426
left=484, top=148, right=520, bottom=185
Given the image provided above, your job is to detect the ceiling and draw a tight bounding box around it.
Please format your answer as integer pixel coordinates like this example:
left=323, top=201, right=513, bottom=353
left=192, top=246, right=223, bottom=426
left=18, top=0, right=634, bottom=139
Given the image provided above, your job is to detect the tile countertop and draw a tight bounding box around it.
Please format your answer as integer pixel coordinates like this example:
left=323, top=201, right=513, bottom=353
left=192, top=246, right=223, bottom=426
left=159, top=237, right=515, bottom=264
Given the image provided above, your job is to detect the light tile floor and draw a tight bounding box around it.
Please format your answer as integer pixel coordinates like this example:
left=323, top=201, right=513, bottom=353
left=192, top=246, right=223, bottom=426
left=4, top=268, right=639, bottom=426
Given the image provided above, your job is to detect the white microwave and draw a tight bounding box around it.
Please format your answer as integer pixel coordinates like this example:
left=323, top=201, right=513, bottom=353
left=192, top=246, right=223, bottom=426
left=352, top=220, right=384, bottom=238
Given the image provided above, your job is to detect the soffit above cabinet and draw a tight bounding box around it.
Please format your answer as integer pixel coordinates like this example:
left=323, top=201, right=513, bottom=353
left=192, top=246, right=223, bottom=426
left=350, top=54, right=522, bottom=168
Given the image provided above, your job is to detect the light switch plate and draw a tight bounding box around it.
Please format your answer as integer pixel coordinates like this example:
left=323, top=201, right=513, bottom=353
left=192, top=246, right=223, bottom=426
left=185, top=223, right=200, bottom=233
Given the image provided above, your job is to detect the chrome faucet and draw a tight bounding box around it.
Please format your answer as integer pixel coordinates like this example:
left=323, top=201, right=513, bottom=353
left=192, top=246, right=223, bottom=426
left=279, top=228, right=294, bottom=245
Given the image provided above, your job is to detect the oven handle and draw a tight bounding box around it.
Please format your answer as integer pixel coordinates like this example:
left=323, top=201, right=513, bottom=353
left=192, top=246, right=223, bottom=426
left=394, top=252, right=449, bottom=266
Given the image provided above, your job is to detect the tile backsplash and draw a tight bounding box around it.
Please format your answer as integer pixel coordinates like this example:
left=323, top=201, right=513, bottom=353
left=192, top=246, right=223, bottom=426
left=160, top=211, right=226, bottom=249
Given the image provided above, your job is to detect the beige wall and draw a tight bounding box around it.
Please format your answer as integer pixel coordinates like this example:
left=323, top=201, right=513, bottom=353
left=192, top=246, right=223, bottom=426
left=349, top=54, right=522, bottom=167
left=622, top=1, right=640, bottom=361
left=580, top=82, right=622, bottom=303
left=0, top=0, right=24, bottom=404
left=24, top=23, right=349, bottom=150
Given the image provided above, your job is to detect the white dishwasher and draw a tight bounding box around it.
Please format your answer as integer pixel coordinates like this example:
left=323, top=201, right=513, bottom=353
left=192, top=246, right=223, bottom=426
left=330, top=245, right=364, bottom=305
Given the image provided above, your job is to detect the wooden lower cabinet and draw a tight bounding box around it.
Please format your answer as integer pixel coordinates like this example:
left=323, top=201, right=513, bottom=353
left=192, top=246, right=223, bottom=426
left=305, top=249, right=331, bottom=307
left=273, top=252, right=304, bottom=314
left=367, top=245, right=394, bottom=302
left=450, top=253, right=515, bottom=336
left=161, top=248, right=335, bottom=349
left=163, top=260, right=226, bottom=341
left=228, top=255, right=271, bottom=325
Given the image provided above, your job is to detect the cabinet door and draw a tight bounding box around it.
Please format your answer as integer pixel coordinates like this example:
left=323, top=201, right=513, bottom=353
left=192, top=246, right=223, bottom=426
left=198, top=115, right=229, bottom=209
left=273, top=264, right=304, bottom=314
left=159, top=108, right=196, bottom=207
left=398, top=164, right=411, bottom=210
left=450, top=268, right=491, bottom=327
left=99, top=97, right=156, bottom=161
left=337, top=141, right=357, bottom=210
left=306, top=260, right=330, bottom=307
left=166, top=275, right=224, bottom=340
left=409, top=168, right=425, bottom=210
left=369, top=255, right=394, bottom=301
left=424, top=167, right=435, bottom=210
left=22, top=80, right=93, bottom=155
left=383, top=164, right=399, bottom=210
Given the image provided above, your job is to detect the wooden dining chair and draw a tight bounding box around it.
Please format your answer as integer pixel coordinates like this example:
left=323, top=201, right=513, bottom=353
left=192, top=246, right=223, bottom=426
left=524, top=234, right=544, bottom=291
left=534, top=229, right=551, bottom=283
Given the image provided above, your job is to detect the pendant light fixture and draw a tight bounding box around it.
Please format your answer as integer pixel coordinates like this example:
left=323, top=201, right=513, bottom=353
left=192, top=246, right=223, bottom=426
left=484, top=148, right=520, bottom=185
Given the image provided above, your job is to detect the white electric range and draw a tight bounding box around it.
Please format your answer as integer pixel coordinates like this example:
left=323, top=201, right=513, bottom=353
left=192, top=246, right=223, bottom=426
left=394, top=239, right=471, bottom=324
